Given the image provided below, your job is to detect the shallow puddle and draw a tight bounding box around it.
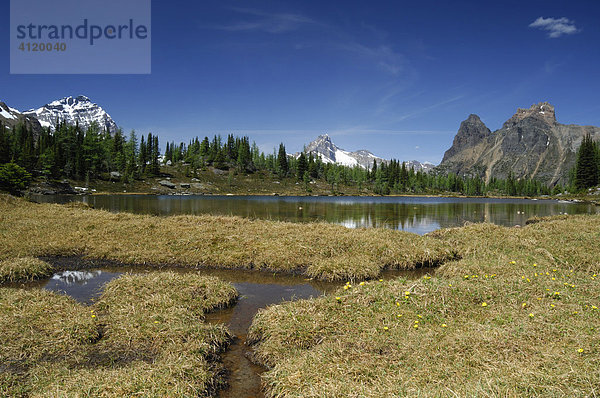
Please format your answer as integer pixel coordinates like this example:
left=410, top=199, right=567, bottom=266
left=11, top=257, right=429, bottom=397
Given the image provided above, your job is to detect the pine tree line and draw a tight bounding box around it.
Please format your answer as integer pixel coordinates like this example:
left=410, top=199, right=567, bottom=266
left=0, top=120, right=559, bottom=196
left=0, top=120, right=160, bottom=183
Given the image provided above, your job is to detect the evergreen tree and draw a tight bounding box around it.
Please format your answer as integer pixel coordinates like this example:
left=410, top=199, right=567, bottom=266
left=308, top=153, right=318, bottom=178
left=236, top=136, right=252, bottom=171
left=226, top=134, right=236, bottom=162
left=574, top=133, right=599, bottom=190
left=277, top=143, right=288, bottom=177
left=370, top=159, right=377, bottom=181
left=113, top=129, right=126, bottom=173
left=0, top=162, right=32, bottom=194
left=124, top=130, right=138, bottom=180
left=151, top=135, right=160, bottom=175
left=200, top=137, right=210, bottom=161
left=138, top=135, right=147, bottom=174
left=213, top=147, right=227, bottom=169
left=297, top=152, right=308, bottom=180
left=164, top=142, right=171, bottom=163
left=0, top=122, right=9, bottom=164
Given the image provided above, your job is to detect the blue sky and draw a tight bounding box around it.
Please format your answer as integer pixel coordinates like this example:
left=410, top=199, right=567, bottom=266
left=2, top=0, right=600, bottom=163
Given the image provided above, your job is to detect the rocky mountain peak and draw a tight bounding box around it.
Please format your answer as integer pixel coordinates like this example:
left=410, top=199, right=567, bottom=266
left=504, top=102, right=556, bottom=128
left=24, top=95, right=118, bottom=134
left=54, top=95, right=91, bottom=107
left=441, top=113, right=491, bottom=163
left=440, top=102, right=599, bottom=185
left=300, top=134, right=434, bottom=172
left=305, top=133, right=337, bottom=160
left=0, top=100, right=43, bottom=134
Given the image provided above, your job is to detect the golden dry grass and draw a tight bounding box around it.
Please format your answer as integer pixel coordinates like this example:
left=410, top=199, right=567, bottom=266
left=0, top=271, right=237, bottom=397
left=0, top=194, right=454, bottom=280
left=248, top=215, right=600, bottom=397
left=0, top=257, right=54, bottom=283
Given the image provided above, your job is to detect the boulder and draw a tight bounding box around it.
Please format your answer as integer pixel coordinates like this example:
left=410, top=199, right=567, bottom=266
left=159, top=180, right=176, bottom=189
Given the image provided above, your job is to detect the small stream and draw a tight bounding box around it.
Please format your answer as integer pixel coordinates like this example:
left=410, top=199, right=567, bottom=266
left=11, top=258, right=429, bottom=397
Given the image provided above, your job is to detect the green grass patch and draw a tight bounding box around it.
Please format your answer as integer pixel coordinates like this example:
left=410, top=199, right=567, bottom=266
left=0, top=271, right=237, bottom=397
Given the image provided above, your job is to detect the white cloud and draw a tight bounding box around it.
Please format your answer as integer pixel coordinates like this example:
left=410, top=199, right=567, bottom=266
left=529, top=17, right=578, bottom=38
left=215, top=8, right=316, bottom=34
left=339, top=43, right=405, bottom=75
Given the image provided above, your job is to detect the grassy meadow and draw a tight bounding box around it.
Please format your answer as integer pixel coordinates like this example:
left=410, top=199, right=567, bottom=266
left=1, top=194, right=599, bottom=397
left=248, top=216, right=600, bottom=397
left=0, top=194, right=453, bottom=281
left=0, top=271, right=237, bottom=397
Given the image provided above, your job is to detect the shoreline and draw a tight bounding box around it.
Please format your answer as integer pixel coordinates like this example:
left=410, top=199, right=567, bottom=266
left=29, top=189, right=599, bottom=205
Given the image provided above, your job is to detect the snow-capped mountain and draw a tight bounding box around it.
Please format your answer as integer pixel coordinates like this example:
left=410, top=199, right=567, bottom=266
left=0, top=100, right=43, bottom=133
left=299, top=134, right=435, bottom=172
left=23, top=95, right=118, bottom=134
left=405, top=160, right=436, bottom=172
left=300, top=134, right=382, bottom=169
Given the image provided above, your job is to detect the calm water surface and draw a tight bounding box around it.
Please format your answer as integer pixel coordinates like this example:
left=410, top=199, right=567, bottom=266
left=31, top=194, right=598, bottom=234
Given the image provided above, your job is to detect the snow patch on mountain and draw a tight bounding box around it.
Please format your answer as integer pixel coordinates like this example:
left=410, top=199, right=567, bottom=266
left=23, top=95, right=118, bottom=134
left=298, top=134, right=435, bottom=171
left=334, top=149, right=361, bottom=167
left=0, top=102, right=22, bottom=121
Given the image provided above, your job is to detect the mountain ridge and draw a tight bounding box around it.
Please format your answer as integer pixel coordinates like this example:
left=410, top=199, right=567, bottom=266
left=0, top=101, right=43, bottom=134
left=22, top=95, right=118, bottom=134
left=298, top=134, right=435, bottom=172
left=439, top=102, right=600, bottom=185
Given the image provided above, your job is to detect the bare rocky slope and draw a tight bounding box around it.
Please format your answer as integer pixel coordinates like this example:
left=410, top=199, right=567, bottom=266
left=439, top=102, right=600, bottom=185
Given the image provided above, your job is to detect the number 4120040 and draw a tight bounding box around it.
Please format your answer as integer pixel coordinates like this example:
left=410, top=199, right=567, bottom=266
left=18, top=42, right=67, bottom=52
